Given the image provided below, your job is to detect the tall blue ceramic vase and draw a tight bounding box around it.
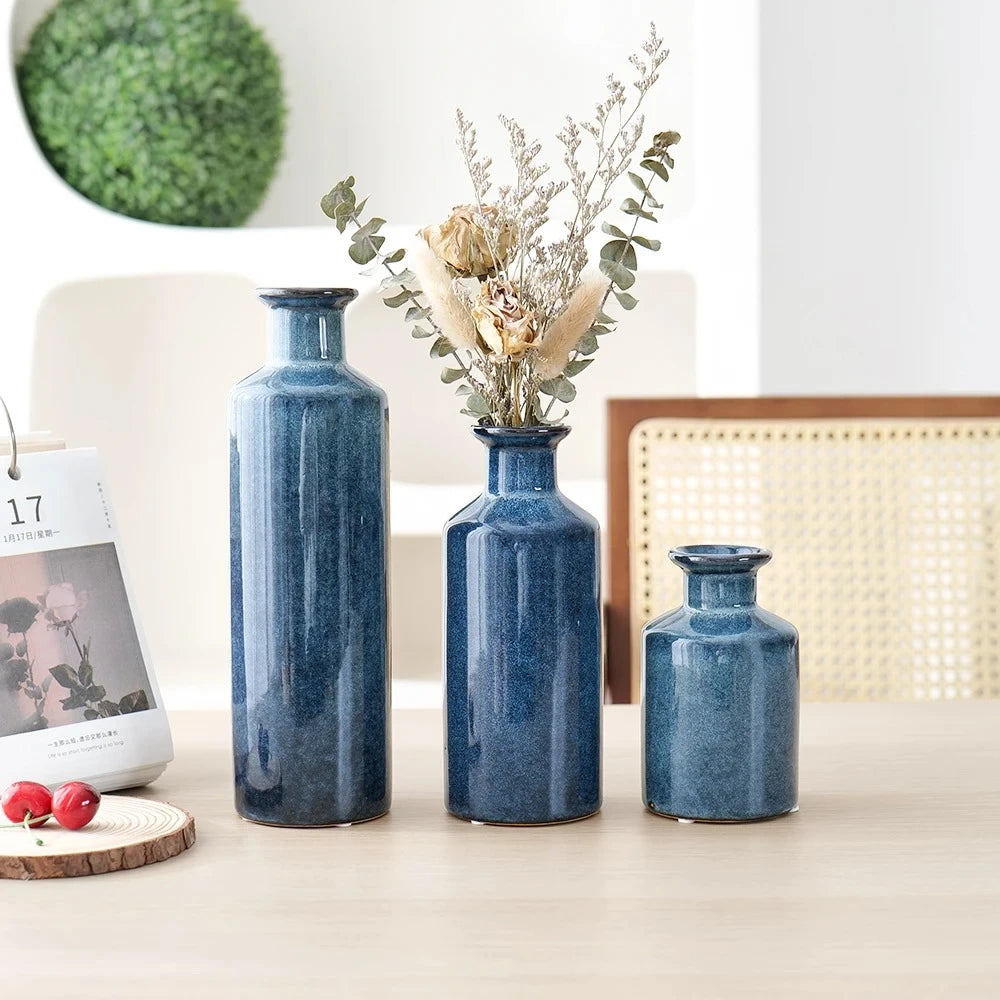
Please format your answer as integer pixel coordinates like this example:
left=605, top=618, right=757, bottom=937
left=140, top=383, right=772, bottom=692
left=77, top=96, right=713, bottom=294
left=445, top=426, right=602, bottom=825
left=230, top=288, right=390, bottom=827
left=642, top=545, right=798, bottom=822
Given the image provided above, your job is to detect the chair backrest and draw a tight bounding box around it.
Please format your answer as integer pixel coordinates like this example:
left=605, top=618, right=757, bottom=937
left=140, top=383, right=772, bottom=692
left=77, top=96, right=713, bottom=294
left=606, top=397, right=1000, bottom=703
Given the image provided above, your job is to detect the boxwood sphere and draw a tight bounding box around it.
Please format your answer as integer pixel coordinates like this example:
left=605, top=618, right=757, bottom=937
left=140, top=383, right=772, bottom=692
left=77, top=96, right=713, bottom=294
left=17, top=0, right=285, bottom=227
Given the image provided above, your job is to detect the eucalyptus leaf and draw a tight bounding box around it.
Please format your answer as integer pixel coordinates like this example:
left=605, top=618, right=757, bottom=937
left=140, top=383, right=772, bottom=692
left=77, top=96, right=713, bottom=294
left=575, top=331, right=600, bottom=356
left=539, top=377, right=577, bottom=403
left=620, top=197, right=657, bottom=223
left=349, top=241, right=377, bottom=265
left=627, top=171, right=649, bottom=193
left=599, top=258, right=635, bottom=290
left=380, top=269, right=415, bottom=290
left=590, top=324, right=612, bottom=336
left=600, top=240, right=638, bottom=271
left=320, top=176, right=356, bottom=219
left=595, top=310, right=616, bottom=326
left=321, top=181, right=357, bottom=233
left=410, top=325, right=435, bottom=339
left=406, top=305, right=432, bottom=323
left=332, top=206, right=352, bottom=233
left=334, top=200, right=353, bottom=225
left=640, top=158, right=670, bottom=183
left=429, top=336, right=454, bottom=359
left=383, top=248, right=406, bottom=264
left=353, top=196, right=369, bottom=218
left=465, top=393, right=491, bottom=416
left=352, top=217, right=386, bottom=240
left=614, top=289, right=639, bottom=310
left=555, top=378, right=577, bottom=402
left=601, top=221, right=628, bottom=239
left=384, top=289, right=414, bottom=308
left=631, top=235, right=662, bottom=252
left=564, top=358, right=594, bottom=377
left=455, top=384, right=473, bottom=396
left=319, top=191, right=341, bottom=220
left=440, top=367, right=465, bottom=384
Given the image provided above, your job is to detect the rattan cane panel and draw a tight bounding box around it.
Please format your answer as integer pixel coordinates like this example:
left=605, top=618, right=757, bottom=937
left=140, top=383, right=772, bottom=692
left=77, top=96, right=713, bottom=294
left=630, top=418, right=1000, bottom=702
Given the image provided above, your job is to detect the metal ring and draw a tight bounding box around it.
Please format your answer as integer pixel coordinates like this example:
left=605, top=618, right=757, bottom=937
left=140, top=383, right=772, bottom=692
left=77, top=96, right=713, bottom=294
left=0, top=396, right=19, bottom=481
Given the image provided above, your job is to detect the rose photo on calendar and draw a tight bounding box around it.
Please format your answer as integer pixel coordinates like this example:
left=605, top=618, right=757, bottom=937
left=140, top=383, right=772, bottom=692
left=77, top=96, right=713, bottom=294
left=0, top=542, right=154, bottom=738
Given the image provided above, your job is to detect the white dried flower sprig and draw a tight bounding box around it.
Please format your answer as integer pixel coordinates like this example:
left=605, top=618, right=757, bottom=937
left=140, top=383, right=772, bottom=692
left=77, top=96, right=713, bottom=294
left=322, top=23, right=679, bottom=427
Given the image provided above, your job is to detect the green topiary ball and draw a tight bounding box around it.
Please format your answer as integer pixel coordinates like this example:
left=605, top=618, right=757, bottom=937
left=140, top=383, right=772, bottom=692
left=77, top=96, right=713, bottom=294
left=17, top=0, right=285, bottom=227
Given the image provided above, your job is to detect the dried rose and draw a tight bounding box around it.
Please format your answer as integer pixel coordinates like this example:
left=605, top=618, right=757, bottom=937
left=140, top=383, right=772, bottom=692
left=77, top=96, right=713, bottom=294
left=420, top=205, right=511, bottom=277
left=471, top=279, right=537, bottom=359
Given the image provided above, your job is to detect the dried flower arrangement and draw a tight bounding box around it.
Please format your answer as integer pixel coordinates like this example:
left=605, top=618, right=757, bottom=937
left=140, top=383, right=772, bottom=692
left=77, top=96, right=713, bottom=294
left=322, top=24, right=679, bottom=427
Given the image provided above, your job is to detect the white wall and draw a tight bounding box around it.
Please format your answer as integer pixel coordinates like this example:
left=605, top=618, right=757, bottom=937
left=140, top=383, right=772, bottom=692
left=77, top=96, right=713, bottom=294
left=4, top=0, right=760, bottom=704
left=241, top=0, right=695, bottom=230
left=760, top=0, right=1000, bottom=394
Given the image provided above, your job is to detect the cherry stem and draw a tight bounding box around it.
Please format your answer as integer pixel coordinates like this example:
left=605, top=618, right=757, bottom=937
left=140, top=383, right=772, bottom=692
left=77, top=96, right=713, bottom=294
left=0, top=811, right=50, bottom=845
left=24, top=811, right=44, bottom=846
left=0, top=813, right=52, bottom=829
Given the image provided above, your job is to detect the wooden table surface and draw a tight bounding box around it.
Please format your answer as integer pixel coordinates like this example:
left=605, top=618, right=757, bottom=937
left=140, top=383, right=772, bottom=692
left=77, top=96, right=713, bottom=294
left=5, top=703, right=999, bottom=999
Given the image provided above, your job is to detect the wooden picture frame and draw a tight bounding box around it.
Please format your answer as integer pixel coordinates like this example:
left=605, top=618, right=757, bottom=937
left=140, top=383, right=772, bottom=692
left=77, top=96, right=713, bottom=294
left=605, top=396, right=1000, bottom=703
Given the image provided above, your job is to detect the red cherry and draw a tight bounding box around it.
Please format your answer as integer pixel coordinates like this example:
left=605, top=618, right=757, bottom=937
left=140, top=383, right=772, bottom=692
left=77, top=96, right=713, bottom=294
left=52, top=781, right=101, bottom=830
left=2, top=781, right=52, bottom=828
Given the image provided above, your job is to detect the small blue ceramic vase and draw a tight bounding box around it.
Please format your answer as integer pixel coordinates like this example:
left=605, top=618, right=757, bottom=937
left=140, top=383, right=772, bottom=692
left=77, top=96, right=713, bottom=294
left=230, top=288, right=390, bottom=827
left=445, top=426, right=602, bottom=825
left=642, top=545, right=798, bottom=822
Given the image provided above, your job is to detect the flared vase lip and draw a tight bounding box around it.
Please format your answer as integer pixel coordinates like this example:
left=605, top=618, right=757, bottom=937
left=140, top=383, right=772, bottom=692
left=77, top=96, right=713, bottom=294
left=669, top=544, right=772, bottom=573
left=257, top=287, right=359, bottom=307
left=472, top=424, right=571, bottom=447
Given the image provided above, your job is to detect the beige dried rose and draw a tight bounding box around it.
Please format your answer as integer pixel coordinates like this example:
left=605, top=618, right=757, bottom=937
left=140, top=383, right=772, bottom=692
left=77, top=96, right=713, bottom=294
left=420, top=205, right=511, bottom=277
left=471, top=279, right=537, bottom=358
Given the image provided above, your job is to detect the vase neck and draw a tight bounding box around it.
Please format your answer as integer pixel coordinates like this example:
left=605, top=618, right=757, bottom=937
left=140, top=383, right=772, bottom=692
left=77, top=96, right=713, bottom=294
left=669, top=545, right=771, bottom=610
left=684, top=572, right=757, bottom=610
left=475, top=426, right=569, bottom=495
left=258, top=288, right=357, bottom=364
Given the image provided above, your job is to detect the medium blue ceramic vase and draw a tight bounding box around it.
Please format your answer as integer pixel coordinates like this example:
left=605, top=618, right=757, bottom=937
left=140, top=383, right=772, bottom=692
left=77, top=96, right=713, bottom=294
left=230, top=288, right=390, bottom=827
left=642, top=545, right=798, bottom=822
left=444, top=426, right=602, bottom=825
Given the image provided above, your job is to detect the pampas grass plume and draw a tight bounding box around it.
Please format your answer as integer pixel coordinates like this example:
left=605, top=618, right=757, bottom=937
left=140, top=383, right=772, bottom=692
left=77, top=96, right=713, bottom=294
left=533, top=278, right=606, bottom=380
left=409, top=243, right=479, bottom=351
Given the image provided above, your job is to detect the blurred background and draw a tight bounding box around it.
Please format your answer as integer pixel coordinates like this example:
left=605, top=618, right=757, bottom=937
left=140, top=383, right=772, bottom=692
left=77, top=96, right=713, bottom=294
left=3, top=0, right=998, bottom=709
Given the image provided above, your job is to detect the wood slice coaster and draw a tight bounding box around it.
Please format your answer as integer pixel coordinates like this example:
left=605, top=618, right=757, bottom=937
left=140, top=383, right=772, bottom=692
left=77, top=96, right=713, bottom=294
left=0, top=796, right=195, bottom=880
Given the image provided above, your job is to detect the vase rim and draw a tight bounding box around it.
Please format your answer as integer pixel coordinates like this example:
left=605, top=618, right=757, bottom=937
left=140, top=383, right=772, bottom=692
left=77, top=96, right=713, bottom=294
left=670, top=544, right=772, bottom=572
left=257, top=287, right=359, bottom=306
left=472, top=424, right=570, bottom=445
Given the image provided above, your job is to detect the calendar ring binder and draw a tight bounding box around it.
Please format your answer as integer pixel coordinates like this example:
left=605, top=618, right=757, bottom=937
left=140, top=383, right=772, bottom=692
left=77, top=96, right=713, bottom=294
left=0, top=396, right=18, bottom=481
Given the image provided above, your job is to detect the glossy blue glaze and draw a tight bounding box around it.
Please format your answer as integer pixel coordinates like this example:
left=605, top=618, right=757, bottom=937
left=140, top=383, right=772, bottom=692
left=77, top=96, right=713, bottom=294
left=230, top=288, right=390, bottom=826
left=445, top=426, right=602, bottom=825
left=642, top=545, right=798, bottom=822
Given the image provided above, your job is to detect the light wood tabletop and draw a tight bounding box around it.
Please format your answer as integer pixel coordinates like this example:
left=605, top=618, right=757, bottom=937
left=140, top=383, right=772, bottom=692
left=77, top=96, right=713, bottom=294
left=5, top=703, right=999, bottom=999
